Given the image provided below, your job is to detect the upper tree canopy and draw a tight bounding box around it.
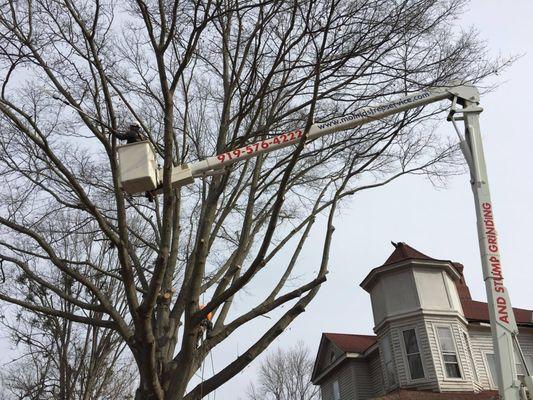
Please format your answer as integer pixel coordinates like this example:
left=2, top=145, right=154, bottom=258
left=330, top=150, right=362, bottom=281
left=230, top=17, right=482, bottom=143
left=0, top=1, right=506, bottom=399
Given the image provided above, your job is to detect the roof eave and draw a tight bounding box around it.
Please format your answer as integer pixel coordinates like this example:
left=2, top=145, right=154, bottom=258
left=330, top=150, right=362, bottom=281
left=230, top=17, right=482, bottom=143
left=311, top=334, right=329, bottom=383
left=360, top=259, right=461, bottom=292
left=466, top=318, right=533, bottom=328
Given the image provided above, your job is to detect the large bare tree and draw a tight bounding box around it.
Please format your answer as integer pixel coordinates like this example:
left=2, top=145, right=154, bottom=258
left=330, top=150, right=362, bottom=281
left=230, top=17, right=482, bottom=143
left=0, top=0, right=507, bottom=399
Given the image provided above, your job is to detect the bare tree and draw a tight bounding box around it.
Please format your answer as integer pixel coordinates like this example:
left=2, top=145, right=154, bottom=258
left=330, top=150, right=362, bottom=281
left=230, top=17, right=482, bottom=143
left=247, top=342, right=320, bottom=400
left=0, top=219, right=136, bottom=399
left=0, top=0, right=508, bottom=399
left=0, top=310, right=136, bottom=400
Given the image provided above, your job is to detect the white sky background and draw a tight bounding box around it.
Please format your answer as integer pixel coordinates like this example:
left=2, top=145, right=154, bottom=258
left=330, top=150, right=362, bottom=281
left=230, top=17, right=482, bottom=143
left=2, top=1, right=533, bottom=398
left=217, top=1, right=533, bottom=399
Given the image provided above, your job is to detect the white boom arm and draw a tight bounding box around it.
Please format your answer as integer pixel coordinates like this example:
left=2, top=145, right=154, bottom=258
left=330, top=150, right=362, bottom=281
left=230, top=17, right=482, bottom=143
left=118, top=84, right=531, bottom=399
left=166, top=85, right=474, bottom=187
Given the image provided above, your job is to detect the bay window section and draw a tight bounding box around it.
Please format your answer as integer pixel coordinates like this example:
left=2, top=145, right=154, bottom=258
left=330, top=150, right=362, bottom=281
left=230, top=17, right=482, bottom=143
left=381, top=335, right=397, bottom=387
left=463, top=332, right=478, bottom=381
left=485, top=353, right=498, bottom=388
left=437, top=326, right=462, bottom=378
left=403, top=329, right=425, bottom=380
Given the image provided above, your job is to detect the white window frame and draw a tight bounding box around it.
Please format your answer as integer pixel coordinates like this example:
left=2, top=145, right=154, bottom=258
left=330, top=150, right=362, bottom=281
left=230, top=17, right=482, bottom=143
left=514, top=346, right=526, bottom=376
left=484, top=351, right=533, bottom=388
left=483, top=352, right=498, bottom=389
left=513, top=344, right=533, bottom=377
left=435, top=325, right=463, bottom=380
left=462, top=332, right=478, bottom=382
left=401, top=327, right=426, bottom=381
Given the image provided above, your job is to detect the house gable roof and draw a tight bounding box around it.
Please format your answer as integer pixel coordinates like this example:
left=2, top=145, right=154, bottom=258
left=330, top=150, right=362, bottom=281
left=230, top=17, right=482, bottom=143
left=324, top=332, right=377, bottom=353
left=311, top=333, right=377, bottom=384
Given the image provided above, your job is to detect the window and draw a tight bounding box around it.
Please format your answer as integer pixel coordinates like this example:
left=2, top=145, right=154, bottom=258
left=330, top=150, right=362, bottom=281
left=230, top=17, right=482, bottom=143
left=515, top=346, right=526, bottom=376
left=486, top=351, right=533, bottom=385
left=402, top=329, right=425, bottom=380
left=463, top=332, right=478, bottom=381
left=527, top=356, right=533, bottom=374
left=381, top=335, right=397, bottom=386
left=485, top=353, right=498, bottom=388
left=332, top=380, right=340, bottom=400
left=436, top=327, right=461, bottom=378
left=513, top=344, right=533, bottom=376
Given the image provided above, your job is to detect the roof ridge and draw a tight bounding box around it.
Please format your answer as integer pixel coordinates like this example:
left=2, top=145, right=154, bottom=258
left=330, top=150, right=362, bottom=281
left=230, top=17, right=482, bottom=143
left=382, top=241, right=435, bottom=266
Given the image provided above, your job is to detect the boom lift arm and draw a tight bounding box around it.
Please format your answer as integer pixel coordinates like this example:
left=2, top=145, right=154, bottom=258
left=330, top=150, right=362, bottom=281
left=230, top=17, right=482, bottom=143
left=117, top=83, right=532, bottom=400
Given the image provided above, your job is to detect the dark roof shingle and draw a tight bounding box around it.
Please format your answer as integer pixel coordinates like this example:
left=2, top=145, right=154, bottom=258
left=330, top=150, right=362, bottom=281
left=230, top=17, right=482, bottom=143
left=324, top=332, right=377, bottom=353
left=461, top=299, right=533, bottom=326
left=382, top=242, right=435, bottom=266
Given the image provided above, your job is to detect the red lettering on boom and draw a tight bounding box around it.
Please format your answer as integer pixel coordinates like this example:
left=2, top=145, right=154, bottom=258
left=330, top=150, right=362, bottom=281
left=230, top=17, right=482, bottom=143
left=484, top=203, right=510, bottom=324
left=482, top=202, right=498, bottom=252
left=497, top=297, right=510, bottom=324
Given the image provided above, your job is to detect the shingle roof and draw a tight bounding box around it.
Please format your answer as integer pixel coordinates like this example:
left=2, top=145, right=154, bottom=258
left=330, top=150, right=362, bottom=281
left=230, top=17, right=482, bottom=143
left=461, top=299, right=533, bottom=326
left=360, top=242, right=459, bottom=292
left=311, top=333, right=378, bottom=384
left=372, top=389, right=499, bottom=399
left=382, top=241, right=435, bottom=266
left=323, top=332, right=377, bottom=353
left=451, top=260, right=533, bottom=326
left=452, top=262, right=473, bottom=300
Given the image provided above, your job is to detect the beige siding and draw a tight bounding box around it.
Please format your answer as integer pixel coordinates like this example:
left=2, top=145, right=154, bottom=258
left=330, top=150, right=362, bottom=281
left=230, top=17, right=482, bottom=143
left=370, top=270, right=420, bottom=327
left=462, top=328, right=485, bottom=392
left=319, top=325, right=533, bottom=400
left=415, top=269, right=452, bottom=310
left=388, top=318, right=439, bottom=391
left=371, top=280, right=386, bottom=326
left=468, top=326, right=533, bottom=391
left=414, top=319, right=439, bottom=391
left=320, top=363, right=357, bottom=400
left=517, top=328, right=533, bottom=361
left=425, top=318, right=476, bottom=392
left=369, top=348, right=385, bottom=397
left=390, top=325, right=409, bottom=385
left=469, top=325, right=501, bottom=390
left=315, top=341, right=347, bottom=380
left=425, top=319, right=444, bottom=390
left=351, top=360, right=373, bottom=399
left=376, top=331, right=397, bottom=391
left=320, top=359, right=380, bottom=400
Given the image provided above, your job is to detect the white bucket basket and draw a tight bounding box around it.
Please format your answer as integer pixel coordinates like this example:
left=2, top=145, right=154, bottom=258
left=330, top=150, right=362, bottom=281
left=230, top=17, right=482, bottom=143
left=117, top=141, right=159, bottom=194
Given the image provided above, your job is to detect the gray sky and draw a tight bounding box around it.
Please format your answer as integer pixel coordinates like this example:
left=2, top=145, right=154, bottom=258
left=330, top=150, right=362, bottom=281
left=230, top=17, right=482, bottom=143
left=214, top=1, right=533, bottom=399
left=2, top=1, right=532, bottom=399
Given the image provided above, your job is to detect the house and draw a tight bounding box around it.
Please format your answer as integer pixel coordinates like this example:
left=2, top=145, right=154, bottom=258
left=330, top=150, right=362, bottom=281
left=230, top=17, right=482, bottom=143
left=311, top=242, right=533, bottom=400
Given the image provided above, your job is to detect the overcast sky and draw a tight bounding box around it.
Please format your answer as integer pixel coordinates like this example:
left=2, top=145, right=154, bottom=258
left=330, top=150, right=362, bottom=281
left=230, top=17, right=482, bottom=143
left=2, top=1, right=532, bottom=399
left=216, top=1, right=533, bottom=399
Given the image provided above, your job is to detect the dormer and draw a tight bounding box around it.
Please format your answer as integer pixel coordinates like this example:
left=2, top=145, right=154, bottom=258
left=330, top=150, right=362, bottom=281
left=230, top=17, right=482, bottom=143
left=360, top=242, right=464, bottom=331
